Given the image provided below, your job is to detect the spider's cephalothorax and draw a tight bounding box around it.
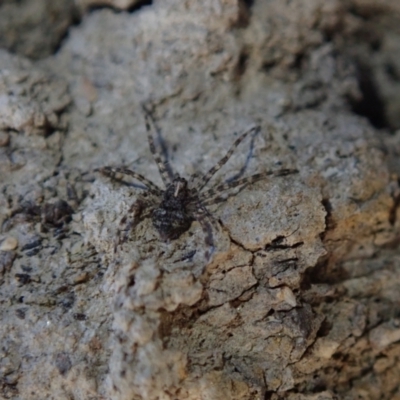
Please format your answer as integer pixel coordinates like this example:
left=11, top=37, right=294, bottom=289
left=152, top=175, right=193, bottom=240
left=97, top=105, right=297, bottom=258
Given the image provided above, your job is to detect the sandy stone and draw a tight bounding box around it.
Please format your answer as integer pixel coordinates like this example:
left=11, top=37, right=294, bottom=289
left=207, top=265, right=258, bottom=306
left=1, top=0, right=400, bottom=399
left=0, top=236, right=18, bottom=251
left=369, top=321, right=400, bottom=350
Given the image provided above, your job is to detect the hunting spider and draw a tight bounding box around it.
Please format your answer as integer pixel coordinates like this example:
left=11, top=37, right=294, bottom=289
left=97, top=106, right=297, bottom=258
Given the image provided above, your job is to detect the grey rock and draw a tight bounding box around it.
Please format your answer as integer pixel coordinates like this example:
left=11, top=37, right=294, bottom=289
left=0, top=1, right=400, bottom=399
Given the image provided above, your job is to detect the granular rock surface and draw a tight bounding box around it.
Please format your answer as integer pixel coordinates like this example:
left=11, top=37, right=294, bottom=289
left=0, top=1, right=400, bottom=399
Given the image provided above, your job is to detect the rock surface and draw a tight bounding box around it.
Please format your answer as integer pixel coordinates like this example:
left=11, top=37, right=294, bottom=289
left=0, top=0, right=78, bottom=60
left=0, top=1, right=400, bottom=399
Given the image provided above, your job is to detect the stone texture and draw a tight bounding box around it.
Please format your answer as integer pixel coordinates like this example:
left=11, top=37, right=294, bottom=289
left=335, top=0, right=400, bottom=130
left=0, top=0, right=400, bottom=399
left=0, top=0, right=78, bottom=60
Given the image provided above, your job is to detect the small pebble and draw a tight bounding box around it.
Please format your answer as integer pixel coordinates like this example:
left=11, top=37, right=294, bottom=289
left=0, top=237, right=18, bottom=251
left=277, top=286, right=297, bottom=307
left=74, top=272, right=89, bottom=284
left=72, top=212, right=82, bottom=222
left=70, top=241, right=83, bottom=255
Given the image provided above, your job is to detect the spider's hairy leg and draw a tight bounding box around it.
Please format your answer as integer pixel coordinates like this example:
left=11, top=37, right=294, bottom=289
left=193, top=207, right=215, bottom=260
left=115, top=198, right=154, bottom=252
left=141, top=105, right=173, bottom=185
left=188, top=200, right=219, bottom=228
left=96, top=166, right=162, bottom=196
left=199, top=168, right=299, bottom=203
left=193, top=125, right=260, bottom=191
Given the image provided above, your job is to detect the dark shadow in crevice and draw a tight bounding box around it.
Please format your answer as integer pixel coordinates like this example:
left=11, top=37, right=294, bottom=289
left=385, top=62, right=400, bottom=82
left=86, top=0, right=152, bottom=14
left=348, top=61, right=388, bottom=129
left=241, top=0, right=255, bottom=8
left=315, top=318, right=332, bottom=338
left=127, top=0, right=153, bottom=13
left=304, top=258, right=349, bottom=285
left=50, top=8, right=82, bottom=58
left=233, top=49, right=250, bottom=80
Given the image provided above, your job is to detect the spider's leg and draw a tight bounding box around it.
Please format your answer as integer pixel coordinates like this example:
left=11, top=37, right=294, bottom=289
left=188, top=200, right=219, bottom=227
left=193, top=207, right=215, bottom=261
left=97, top=166, right=162, bottom=196
left=115, top=198, right=155, bottom=252
left=199, top=168, right=298, bottom=202
left=200, top=193, right=233, bottom=207
left=142, top=105, right=173, bottom=185
left=192, top=125, right=259, bottom=191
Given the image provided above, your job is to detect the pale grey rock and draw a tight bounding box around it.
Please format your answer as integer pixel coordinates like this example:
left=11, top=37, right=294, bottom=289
left=0, top=0, right=400, bottom=399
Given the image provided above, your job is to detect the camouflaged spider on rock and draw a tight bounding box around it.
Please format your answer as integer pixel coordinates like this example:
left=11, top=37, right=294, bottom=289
left=97, top=106, right=297, bottom=258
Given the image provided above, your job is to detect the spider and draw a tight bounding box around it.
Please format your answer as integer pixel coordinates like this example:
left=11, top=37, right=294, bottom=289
left=97, top=106, right=297, bottom=258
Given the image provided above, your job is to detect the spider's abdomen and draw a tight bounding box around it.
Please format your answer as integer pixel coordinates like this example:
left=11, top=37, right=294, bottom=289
left=152, top=200, right=192, bottom=240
